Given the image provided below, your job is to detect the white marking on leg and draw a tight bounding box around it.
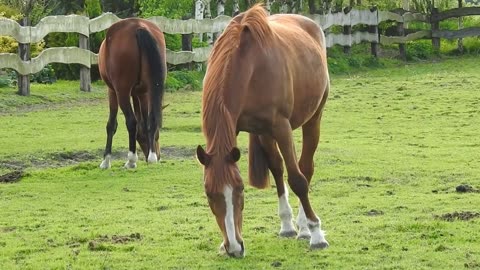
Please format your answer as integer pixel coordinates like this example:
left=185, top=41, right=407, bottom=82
left=278, top=185, right=296, bottom=237
left=307, top=217, right=329, bottom=249
left=297, top=203, right=311, bottom=239
left=99, top=154, right=111, bottom=169
left=147, top=150, right=158, bottom=163
left=224, top=185, right=243, bottom=257
left=124, top=151, right=138, bottom=169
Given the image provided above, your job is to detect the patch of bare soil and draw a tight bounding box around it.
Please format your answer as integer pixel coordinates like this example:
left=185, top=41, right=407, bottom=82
left=366, top=209, right=384, bottom=216
left=87, top=233, right=142, bottom=251
left=435, top=211, right=480, bottom=222
left=0, top=146, right=194, bottom=171
left=456, top=184, right=479, bottom=193
left=0, top=170, right=24, bottom=183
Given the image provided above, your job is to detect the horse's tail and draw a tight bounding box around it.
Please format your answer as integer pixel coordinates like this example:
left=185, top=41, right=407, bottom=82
left=239, top=4, right=273, bottom=49
left=135, top=28, right=165, bottom=129
left=248, top=134, right=270, bottom=189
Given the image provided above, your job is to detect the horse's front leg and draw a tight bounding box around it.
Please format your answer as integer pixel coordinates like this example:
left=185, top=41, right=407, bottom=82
left=254, top=134, right=297, bottom=237
left=100, top=88, right=118, bottom=169
left=272, top=118, right=328, bottom=250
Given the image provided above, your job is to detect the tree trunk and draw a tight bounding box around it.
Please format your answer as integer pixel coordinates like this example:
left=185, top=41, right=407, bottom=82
left=308, top=0, right=316, bottom=14
left=195, top=0, right=204, bottom=41
left=204, top=0, right=213, bottom=45
left=233, top=0, right=240, bottom=16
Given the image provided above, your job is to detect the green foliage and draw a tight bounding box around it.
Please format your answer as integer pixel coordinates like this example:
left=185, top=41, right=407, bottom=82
left=139, top=0, right=193, bottom=19
left=30, top=64, right=56, bottom=84
left=406, top=40, right=434, bottom=60
left=165, top=70, right=204, bottom=92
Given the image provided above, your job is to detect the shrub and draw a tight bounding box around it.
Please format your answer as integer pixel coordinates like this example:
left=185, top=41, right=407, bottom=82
left=165, top=70, right=204, bottom=92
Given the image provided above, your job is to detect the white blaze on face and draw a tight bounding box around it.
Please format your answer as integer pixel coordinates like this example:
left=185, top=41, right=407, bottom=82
left=223, top=185, right=242, bottom=255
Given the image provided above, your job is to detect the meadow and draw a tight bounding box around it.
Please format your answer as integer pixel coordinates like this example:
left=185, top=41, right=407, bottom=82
left=0, top=56, right=479, bottom=269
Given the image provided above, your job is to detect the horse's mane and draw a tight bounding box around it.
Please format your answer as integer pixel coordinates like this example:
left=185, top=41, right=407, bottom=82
left=202, top=4, right=273, bottom=193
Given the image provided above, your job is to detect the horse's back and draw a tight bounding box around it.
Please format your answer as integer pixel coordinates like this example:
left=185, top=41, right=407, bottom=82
left=249, top=14, right=329, bottom=129
left=98, top=18, right=166, bottom=92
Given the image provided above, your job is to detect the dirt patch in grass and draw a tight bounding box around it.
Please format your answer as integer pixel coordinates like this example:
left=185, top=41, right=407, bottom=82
left=0, top=146, right=194, bottom=171
left=455, top=184, right=479, bottom=193
left=87, top=233, right=142, bottom=251
left=434, top=211, right=480, bottom=222
left=0, top=170, right=24, bottom=183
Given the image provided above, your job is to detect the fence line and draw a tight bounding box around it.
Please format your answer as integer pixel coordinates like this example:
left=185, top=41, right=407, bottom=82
left=1, top=6, right=480, bottom=93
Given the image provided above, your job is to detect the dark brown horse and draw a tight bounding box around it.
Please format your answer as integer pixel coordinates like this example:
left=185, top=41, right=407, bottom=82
left=196, top=4, right=330, bottom=257
left=98, top=18, right=167, bottom=169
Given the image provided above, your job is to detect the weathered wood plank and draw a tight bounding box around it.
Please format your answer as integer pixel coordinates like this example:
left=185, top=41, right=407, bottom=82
left=431, top=7, right=480, bottom=23
left=378, top=11, right=403, bottom=23
left=0, top=15, right=89, bottom=43
left=149, top=15, right=232, bottom=34
left=0, top=47, right=92, bottom=75
left=89, top=12, right=232, bottom=34
left=0, top=17, right=31, bottom=43
left=432, top=27, right=480, bottom=39
left=326, top=32, right=378, bottom=47
left=88, top=13, right=121, bottom=33
left=380, top=30, right=431, bottom=45
left=89, top=47, right=213, bottom=66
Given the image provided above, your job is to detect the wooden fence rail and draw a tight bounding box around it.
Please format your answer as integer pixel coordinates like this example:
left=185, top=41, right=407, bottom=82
left=1, top=6, right=480, bottom=94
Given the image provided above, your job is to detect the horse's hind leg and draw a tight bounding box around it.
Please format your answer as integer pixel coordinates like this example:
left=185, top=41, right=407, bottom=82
left=258, top=135, right=296, bottom=237
left=100, top=88, right=119, bottom=169
left=118, top=94, right=138, bottom=169
left=296, top=108, right=323, bottom=240
left=272, top=118, right=328, bottom=250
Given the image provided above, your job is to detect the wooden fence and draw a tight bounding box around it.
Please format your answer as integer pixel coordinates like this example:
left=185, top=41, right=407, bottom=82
left=1, top=6, right=480, bottom=94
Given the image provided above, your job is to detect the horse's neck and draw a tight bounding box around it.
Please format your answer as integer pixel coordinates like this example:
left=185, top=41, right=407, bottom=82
left=204, top=97, right=238, bottom=155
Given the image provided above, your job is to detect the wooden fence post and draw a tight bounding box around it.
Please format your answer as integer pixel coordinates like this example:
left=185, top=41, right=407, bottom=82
left=369, top=6, right=379, bottom=57
left=79, top=34, right=91, bottom=92
left=343, top=7, right=352, bottom=54
left=17, top=17, right=30, bottom=96
left=181, top=15, right=193, bottom=70
left=397, top=20, right=406, bottom=61
left=431, top=8, right=440, bottom=53
left=458, top=0, right=464, bottom=54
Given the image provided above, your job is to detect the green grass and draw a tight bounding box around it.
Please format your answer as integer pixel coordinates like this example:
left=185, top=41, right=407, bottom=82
left=1, top=57, right=480, bottom=269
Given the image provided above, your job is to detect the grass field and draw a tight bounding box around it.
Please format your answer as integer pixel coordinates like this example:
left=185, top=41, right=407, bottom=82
left=1, top=56, right=479, bottom=269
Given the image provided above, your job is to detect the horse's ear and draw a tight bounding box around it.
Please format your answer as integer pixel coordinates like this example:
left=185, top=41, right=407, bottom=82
left=229, top=147, right=241, bottom=163
left=239, top=26, right=253, bottom=54
left=196, top=145, right=210, bottom=166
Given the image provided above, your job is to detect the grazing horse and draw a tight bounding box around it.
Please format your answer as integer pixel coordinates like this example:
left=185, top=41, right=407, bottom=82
left=98, top=18, right=167, bottom=169
left=196, top=4, right=330, bottom=257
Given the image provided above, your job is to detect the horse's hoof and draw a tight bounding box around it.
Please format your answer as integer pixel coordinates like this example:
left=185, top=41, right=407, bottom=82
left=310, top=241, right=329, bottom=250
left=279, top=230, right=297, bottom=238
left=124, top=162, right=137, bottom=169
left=297, top=230, right=311, bottom=240
left=99, top=161, right=110, bottom=169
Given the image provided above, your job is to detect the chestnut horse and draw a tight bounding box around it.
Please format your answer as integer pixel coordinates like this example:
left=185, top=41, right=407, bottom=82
left=196, top=5, right=330, bottom=257
left=98, top=18, right=167, bottom=169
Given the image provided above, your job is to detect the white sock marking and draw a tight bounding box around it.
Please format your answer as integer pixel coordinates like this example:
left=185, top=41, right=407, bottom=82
left=224, top=185, right=242, bottom=257
left=124, top=151, right=138, bottom=169
left=147, top=150, right=158, bottom=163
left=99, top=154, right=111, bottom=169
left=307, top=217, right=328, bottom=246
left=278, top=185, right=296, bottom=234
left=297, top=203, right=310, bottom=238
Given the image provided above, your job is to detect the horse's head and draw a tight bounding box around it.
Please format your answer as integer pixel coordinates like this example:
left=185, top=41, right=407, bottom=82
left=196, top=145, right=245, bottom=258
left=136, top=125, right=160, bottom=162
